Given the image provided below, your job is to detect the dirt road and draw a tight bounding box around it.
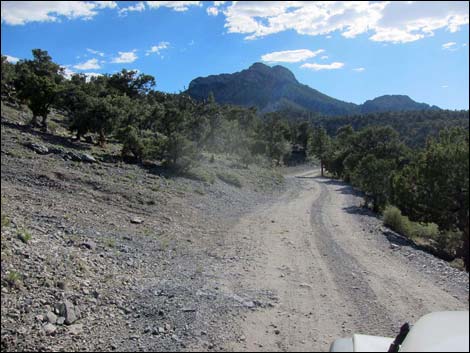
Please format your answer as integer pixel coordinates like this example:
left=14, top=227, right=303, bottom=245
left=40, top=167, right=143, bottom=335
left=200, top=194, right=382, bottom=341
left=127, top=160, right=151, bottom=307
left=220, top=169, right=469, bottom=352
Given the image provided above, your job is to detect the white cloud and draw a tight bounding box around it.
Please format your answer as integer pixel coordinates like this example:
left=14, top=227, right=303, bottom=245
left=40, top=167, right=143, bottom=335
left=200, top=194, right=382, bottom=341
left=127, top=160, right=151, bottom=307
left=214, top=1, right=225, bottom=6
left=441, top=85, right=449, bottom=88
left=119, top=1, right=145, bottom=15
left=83, top=72, right=103, bottom=80
left=442, top=41, right=458, bottom=50
left=221, top=1, right=469, bottom=43
left=4, top=54, right=20, bottom=63
left=353, top=67, right=365, bottom=72
left=1, top=1, right=117, bottom=25
left=73, top=58, right=101, bottom=70
left=61, top=66, right=76, bottom=79
left=94, top=1, right=117, bottom=9
left=62, top=65, right=103, bottom=81
left=301, top=62, right=345, bottom=71
left=87, top=48, right=105, bottom=57
left=207, top=6, right=219, bottom=16
left=146, top=42, right=170, bottom=56
left=320, top=55, right=329, bottom=60
left=111, top=50, right=138, bottom=63
left=146, top=1, right=201, bottom=12
left=261, top=49, right=325, bottom=63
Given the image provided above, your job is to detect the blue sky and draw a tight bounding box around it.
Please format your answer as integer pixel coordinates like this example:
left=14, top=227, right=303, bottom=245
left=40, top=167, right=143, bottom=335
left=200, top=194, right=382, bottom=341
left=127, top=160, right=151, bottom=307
left=1, top=1, right=469, bottom=109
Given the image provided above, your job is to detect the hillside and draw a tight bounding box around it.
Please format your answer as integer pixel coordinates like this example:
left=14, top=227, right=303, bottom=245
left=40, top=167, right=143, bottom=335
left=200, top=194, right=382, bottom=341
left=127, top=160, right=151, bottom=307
left=0, top=102, right=285, bottom=352
left=187, top=63, right=439, bottom=116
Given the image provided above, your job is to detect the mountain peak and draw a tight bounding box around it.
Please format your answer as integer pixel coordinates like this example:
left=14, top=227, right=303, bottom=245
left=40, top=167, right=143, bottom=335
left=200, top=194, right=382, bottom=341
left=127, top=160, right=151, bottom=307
left=361, top=94, right=437, bottom=113
left=248, top=62, right=270, bottom=71
left=246, top=62, right=297, bottom=83
left=186, top=63, right=438, bottom=115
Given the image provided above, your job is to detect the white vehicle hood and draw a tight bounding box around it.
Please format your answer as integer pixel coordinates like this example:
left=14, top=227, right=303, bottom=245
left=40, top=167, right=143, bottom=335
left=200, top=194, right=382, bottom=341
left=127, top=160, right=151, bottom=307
left=400, top=311, right=469, bottom=352
left=353, top=334, right=394, bottom=352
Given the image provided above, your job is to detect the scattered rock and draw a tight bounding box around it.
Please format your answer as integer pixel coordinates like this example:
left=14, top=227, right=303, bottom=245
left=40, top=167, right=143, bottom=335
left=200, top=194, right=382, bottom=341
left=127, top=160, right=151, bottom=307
left=243, top=300, right=255, bottom=309
left=68, top=324, right=83, bottom=336
left=81, top=240, right=97, bottom=250
left=62, top=151, right=97, bottom=163
left=299, top=282, right=313, bottom=289
left=16, top=327, right=27, bottom=335
left=56, top=281, right=67, bottom=290
left=27, top=143, right=49, bottom=155
left=130, top=217, right=143, bottom=224
left=46, top=311, right=58, bottom=324
left=56, top=317, right=66, bottom=325
left=57, top=300, right=78, bottom=325
left=43, top=323, right=57, bottom=335
left=80, top=153, right=97, bottom=163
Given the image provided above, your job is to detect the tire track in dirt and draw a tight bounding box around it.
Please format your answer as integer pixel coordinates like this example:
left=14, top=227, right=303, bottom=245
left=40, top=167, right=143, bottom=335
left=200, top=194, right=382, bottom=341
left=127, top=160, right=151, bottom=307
left=220, top=170, right=468, bottom=352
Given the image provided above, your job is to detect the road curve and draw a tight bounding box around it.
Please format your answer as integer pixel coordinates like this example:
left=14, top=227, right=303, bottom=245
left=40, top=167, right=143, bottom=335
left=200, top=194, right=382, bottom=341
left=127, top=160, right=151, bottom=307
left=221, top=169, right=469, bottom=352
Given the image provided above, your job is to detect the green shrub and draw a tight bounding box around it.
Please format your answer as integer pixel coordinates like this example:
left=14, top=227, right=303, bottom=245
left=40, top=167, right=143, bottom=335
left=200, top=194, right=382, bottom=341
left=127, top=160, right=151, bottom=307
left=1, top=213, right=9, bottom=228
left=6, top=271, right=21, bottom=288
left=164, top=133, right=197, bottom=173
left=383, top=205, right=411, bottom=236
left=47, top=120, right=59, bottom=134
left=119, top=125, right=167, bottom=162
left=216, top=171, right=242, bottom=188
left=408, top=222, right=440, bottom=240
left=1, top=197, right=9, bottom=229
left=185, top=167, right=215, bottom=184
left=384, top=205, right=442, bottom=242
left=17, top=229, right=32, bottom=244
left=434, top=230, right=462, bottom=258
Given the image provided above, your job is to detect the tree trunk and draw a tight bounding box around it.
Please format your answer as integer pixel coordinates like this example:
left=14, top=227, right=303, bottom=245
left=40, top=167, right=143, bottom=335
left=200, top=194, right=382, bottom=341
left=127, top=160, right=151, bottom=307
left=98, top=129, right=106, bottom=147
left=30, top=114, right=39, bottom=127
left=462, top=215, right=469, bottom=272
left=320, top=160, right=324, bottom=177
left=41, top=115, right=48, bottom=132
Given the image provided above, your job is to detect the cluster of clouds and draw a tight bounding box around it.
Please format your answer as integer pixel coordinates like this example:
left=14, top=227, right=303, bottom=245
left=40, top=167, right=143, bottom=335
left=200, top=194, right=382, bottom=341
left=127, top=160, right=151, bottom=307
left=0, top=1, right=117, bottom=26
left=2, top=2, right=468, bottom=79
left=0, top=1, right=204, bottom=24
left=70, top=42, right=169, bottom=73
left=220, top=1, right=469, bottom=44
left=28, top=42, right=168, bottom=80
left=261, top=49, right=364, bottom=72
left=2, top=2, right=468, bottom=45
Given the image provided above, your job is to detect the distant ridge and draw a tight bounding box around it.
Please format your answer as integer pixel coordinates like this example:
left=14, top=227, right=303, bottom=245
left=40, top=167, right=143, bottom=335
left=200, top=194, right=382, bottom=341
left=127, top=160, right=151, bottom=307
left=187, top=63, right=439, bottom=116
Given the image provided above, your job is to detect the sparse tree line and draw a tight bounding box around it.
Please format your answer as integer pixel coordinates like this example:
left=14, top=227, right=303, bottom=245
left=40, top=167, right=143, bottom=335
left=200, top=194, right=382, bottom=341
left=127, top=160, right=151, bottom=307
left=1, top=50, right=294, bottom=170
left=1, top=49, right=468, bottom=270
left=307, top=124, right=469, bottom=271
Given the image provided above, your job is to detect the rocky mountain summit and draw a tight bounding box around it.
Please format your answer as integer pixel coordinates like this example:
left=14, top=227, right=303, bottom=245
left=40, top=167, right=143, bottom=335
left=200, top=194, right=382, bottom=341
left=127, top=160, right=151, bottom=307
left=187, top=63, right=439, bottom=116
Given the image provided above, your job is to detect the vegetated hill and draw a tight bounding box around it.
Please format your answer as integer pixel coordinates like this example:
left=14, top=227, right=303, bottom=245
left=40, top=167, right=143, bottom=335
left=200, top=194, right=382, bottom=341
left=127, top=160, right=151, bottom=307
left=361, top=95, right=440, bottom=113
left=310, top=109, right=469, bottom=148
left=186, top=63, right=439, bottom=116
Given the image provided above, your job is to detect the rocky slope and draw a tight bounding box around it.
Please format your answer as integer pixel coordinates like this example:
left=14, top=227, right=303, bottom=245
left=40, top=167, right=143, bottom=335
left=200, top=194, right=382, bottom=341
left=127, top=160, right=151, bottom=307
left=0, top=102, right=285, bottom=352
